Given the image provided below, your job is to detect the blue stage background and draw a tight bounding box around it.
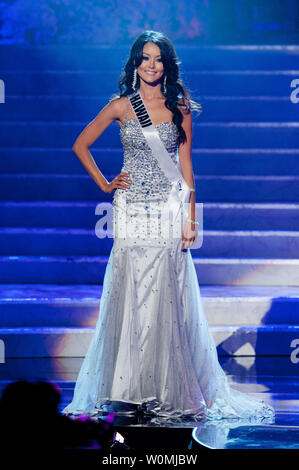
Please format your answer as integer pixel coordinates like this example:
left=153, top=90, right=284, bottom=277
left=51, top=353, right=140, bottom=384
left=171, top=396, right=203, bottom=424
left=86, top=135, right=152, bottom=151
left=0, top=1, right=299, bottom=411
left=0, top=0, right=298, bottom=45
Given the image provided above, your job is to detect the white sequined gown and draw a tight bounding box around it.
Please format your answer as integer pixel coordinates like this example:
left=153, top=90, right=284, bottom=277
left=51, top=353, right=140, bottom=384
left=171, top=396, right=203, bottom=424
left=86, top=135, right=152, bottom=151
left=62, top=110, right=275, bottom=421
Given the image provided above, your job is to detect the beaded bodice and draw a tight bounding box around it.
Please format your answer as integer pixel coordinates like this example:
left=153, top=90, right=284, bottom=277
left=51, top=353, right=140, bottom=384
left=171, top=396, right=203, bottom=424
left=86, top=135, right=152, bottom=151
left=113, top=118, right=180, bottom=204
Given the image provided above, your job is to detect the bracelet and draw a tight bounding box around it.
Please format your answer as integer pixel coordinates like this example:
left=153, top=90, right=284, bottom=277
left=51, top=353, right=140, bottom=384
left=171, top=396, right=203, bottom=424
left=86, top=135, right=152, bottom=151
left=187, top=218, right=199, bottom=225
left=189, top=187, right=195, bottom=192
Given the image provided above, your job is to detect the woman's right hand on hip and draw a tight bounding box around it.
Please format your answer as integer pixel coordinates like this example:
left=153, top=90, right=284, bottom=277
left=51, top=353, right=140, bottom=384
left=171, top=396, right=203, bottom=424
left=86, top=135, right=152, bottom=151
left=102, top=172, right=132, bottom=193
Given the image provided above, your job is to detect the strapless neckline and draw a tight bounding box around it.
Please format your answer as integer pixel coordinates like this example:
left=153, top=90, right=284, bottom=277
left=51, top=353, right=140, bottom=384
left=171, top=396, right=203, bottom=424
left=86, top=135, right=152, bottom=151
left=119, top=118, right=177, bottom=131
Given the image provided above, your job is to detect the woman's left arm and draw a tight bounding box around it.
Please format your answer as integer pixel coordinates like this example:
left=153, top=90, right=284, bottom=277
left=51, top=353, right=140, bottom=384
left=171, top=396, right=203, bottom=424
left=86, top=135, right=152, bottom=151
left=178, top=98, right=196, bottom=223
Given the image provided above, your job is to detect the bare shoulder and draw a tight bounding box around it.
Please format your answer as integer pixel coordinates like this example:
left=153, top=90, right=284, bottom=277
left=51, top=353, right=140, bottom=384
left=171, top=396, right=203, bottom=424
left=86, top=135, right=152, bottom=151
left=177, top=97, right=192, bottom=117
left=107, top=96, right=128, bottom=124
left=177, top=97, right=192, bottom=134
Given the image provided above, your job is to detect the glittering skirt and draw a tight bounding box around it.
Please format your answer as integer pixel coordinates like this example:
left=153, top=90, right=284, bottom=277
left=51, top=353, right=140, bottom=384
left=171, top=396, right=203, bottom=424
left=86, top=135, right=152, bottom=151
left=62, top=189, right=275, bottom=422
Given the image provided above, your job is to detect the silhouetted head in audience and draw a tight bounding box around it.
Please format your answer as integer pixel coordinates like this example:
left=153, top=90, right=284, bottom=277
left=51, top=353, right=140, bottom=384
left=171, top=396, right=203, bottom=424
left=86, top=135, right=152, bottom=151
left=0, top=379, right=114, bottom=453
left=0, top=379, right=61, bottom=419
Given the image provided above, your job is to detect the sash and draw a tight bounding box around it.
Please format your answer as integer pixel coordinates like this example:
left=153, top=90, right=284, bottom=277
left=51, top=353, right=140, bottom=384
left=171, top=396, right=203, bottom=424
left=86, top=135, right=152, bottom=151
left=128, top=91, right=191, bottom=234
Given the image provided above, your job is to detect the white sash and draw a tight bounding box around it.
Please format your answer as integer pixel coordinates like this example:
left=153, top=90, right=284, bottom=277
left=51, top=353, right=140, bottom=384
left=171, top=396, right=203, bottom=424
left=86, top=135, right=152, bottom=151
left=128, top=91, right=191, bottom=234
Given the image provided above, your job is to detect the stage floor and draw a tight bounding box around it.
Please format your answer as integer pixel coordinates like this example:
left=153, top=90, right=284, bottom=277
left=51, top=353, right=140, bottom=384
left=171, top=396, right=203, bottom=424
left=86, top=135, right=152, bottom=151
left=0, top=356, right=298, bottom=450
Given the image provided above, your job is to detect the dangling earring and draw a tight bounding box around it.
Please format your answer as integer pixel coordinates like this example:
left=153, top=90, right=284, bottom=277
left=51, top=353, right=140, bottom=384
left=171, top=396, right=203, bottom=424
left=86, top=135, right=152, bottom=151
left=162, top=74, right=167, bottom=94
left=132, top=68, right=138, bottom=91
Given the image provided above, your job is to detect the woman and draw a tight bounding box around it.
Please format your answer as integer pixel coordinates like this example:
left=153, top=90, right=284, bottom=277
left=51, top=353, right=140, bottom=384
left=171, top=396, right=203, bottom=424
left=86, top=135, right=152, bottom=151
left=62, top=30, right=275, bottom=421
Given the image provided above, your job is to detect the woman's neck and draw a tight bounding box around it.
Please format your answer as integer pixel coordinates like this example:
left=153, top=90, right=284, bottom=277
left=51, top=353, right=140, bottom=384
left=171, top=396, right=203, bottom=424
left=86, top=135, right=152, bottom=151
left=139, top=82, right=163, bottom=101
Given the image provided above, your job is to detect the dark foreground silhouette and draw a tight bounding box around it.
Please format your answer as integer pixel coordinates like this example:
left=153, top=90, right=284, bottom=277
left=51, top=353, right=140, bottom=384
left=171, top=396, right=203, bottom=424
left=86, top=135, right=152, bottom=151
left=0, top=380, right=117, bottom=453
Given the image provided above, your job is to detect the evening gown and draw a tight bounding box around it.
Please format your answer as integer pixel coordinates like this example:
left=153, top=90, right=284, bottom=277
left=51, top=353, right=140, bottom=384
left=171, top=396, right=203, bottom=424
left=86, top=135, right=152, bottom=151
left=62, top=98, right=275, bottom=421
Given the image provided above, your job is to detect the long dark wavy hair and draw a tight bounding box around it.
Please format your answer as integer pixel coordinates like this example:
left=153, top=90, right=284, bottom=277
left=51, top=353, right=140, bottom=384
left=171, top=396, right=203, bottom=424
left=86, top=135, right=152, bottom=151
left=110, top=30, right=202, bottom=144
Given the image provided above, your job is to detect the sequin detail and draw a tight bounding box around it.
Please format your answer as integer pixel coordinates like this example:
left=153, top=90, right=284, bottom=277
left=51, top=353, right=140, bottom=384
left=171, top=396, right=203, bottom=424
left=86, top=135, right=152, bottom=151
left=113, top=119, right=179, bottom=205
